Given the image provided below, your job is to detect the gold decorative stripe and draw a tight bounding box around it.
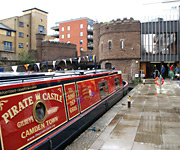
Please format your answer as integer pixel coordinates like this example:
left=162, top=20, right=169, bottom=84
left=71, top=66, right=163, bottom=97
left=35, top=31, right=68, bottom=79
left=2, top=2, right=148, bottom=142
left=0, top=85, right=63, bottom=99
left=0, top=125, right=4, bottom=150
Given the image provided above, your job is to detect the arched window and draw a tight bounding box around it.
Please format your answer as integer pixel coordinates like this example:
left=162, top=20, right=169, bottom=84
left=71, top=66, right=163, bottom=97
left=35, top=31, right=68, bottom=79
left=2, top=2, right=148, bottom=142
left=101, top=42, right=103, bottom=52
left=108, top=40, right=112, bottom=51
left=105, top=63, right=112, bottom=69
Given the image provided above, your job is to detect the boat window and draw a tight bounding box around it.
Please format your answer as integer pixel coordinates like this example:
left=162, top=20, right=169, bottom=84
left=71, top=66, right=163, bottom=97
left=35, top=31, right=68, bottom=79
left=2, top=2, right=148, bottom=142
left=99, top=81, right=109, bottom=99
left=114, top=77, right=120, bottom=89
left=33, top=99, right=47, bottom=124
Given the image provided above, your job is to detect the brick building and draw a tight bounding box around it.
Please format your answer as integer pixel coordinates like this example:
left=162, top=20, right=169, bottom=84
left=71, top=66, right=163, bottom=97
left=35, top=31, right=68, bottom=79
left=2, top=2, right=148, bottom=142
left=93, top=18, right=141, bottom=81
left=51, top=17, right=95, bottom=57
left=35, top=33, right=77, bottom=70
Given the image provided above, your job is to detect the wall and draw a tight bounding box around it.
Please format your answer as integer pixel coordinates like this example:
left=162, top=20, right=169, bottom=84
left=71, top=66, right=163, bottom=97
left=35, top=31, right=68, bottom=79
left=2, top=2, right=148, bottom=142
left=93, top=18, right=141, bottom=82
left=30, top=10, right=48, bottom=50
left=59, top=18, right=88, bottom=56
left=36, top=33, right=77, bottom=61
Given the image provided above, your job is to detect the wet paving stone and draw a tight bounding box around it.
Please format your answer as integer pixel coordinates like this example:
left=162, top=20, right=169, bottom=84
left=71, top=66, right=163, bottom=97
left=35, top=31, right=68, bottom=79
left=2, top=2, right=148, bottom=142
left=65, top=80, right=180, bottom=150
left=132, top=97, right=146, bottom=101
left=108, top=114, right=124, bottom=126
left=162, top=127, right=180, bottom=135
left=113, top=124, right=138, bottom=134
left=132, top=142, right=180, bottom=150
left=122, top=114, right=141, bottom=120
left=138, top=122, right=162, bottom=134
left=134, top=132, right=163, bottom=145
left=174, top=107, right=180, bottom=114
left=140, top=115, right=161, bottom=121
left=143, top=107, right=159, bottom=112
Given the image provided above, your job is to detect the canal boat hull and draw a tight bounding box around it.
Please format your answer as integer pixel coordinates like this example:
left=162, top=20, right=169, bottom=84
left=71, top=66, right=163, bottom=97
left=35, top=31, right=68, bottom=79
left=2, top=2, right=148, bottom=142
left=0, top=70, right=128, bottom=150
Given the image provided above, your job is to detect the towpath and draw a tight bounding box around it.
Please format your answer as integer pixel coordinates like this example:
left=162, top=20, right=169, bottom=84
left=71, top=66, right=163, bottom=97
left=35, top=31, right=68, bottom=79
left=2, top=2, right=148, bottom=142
left=65, top=79, right=180, bottom=150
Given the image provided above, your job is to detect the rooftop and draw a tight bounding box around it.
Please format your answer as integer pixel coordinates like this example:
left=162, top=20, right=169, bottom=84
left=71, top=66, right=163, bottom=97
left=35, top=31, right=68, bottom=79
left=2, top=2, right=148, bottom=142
left=0, top=23, right=16, bottom=31
left=22, top=7, right=48, bottom=14
left=55, top=17, right=95, bottom=25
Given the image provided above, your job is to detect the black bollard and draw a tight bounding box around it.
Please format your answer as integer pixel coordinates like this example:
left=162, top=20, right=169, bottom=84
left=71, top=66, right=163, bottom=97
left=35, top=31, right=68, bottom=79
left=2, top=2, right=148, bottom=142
left=128, top=96, right=131, bottom=108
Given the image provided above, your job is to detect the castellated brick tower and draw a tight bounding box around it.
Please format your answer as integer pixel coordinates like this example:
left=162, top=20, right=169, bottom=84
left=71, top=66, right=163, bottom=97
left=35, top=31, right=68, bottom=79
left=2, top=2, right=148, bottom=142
left=93, top=23, right=101, bottom=62
left=36, top=33, right=44, bottom=61
left=93, top=18, right=141, bottom=82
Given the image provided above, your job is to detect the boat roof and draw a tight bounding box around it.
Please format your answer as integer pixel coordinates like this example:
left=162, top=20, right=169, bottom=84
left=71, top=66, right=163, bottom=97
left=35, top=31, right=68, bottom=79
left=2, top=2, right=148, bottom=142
left=0, top=69, right=121, bottom=86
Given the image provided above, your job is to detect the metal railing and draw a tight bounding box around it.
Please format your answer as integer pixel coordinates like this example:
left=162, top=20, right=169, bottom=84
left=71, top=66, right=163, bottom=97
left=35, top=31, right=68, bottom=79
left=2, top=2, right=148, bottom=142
left=0, top=45, right=15, bottom=52
left=51, top=25, right=59, bottom=31
left=0, top=70, right=110, bottom=86
left=141, top=54, right=179, bottom=62
left=87, top=35, right=93, bottom=39
left=87, top=43, right=93, bottom=47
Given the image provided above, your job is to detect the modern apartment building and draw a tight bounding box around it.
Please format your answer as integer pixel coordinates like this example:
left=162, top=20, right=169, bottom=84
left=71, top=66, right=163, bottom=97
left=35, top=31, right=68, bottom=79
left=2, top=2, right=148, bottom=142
left=0, top=8, right=48, bottom=60
left=141, top=16, right=179, bottom=78
left=51, top=17, right=95, bottom=56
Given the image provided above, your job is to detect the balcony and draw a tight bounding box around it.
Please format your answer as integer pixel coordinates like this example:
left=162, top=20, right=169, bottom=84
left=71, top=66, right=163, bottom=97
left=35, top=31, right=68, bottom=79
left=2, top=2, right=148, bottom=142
left=87, top=35, right=93, bottom=39
left=87, top=28, right=93, bottom=32
left=0, top=53, right=18, bottom=60
left=0, top=45, right=15, bottom=52
left=37, top=30, right=47, bottom=35
left=51, top=25, right=59, bottom=31
left=50, top=31, right=59, bottom=38
left=141, top=54, right=179, bottom=62
left=87, top=27, right=93, bottom=33
left=87, top=42, right=93, bottom=48
left=87, top=25, right=93, bottom=33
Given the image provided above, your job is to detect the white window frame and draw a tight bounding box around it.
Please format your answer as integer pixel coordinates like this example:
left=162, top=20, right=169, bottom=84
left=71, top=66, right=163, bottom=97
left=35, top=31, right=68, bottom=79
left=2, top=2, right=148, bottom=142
left=80, top=47, right=83, bottom=51
left=61, top=27, right=64, bottom=32
left=120, top=39, right=124, bottom=50
left=80, top=40, right=83, bottom=44
left=61, top=34, right=64, bottom=39
left=67, top=26, right=70, bottom=31
left=80, top=24, right=83, bottom=29
left=67, top=33, right=70, bottom=38
left=80, top=32, right=83, bottom=37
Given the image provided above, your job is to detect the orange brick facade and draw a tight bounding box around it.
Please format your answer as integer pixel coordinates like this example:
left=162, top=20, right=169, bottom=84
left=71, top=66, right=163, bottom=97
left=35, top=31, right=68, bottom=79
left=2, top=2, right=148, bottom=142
left=58, top=18, right=88, bottom=56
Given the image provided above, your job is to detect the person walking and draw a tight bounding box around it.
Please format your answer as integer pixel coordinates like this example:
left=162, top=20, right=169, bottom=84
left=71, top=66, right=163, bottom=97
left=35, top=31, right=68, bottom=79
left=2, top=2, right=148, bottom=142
left=161, top=65, right=166, bottom=79
left=169, top=64, right=174, bottom=79
left=174, top=66, right=179, bottom=80
left=170, top=64, right=174, bottom=71
left=174, top=66, right=179, bottom=74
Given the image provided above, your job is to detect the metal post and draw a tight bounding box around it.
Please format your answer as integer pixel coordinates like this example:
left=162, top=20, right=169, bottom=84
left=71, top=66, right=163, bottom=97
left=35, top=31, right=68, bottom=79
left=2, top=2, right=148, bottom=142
left=160, top=74, right=162, bottom=94
left=128, top=96, right=131, bottom=108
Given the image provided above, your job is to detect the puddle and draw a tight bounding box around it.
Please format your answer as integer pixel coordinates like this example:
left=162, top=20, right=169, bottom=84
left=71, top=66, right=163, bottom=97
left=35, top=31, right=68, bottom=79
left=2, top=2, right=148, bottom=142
left=134, top=133, right=163, bottom=145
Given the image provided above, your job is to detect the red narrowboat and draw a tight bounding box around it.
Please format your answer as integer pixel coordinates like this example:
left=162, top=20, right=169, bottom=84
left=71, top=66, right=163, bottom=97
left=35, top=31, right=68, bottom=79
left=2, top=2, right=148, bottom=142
left=0, top=70, right=128, bottom=150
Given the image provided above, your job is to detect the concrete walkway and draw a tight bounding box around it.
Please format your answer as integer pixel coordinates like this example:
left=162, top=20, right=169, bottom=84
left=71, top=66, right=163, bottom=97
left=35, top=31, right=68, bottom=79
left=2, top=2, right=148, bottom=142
left=65, top=79, right=180, bottom=150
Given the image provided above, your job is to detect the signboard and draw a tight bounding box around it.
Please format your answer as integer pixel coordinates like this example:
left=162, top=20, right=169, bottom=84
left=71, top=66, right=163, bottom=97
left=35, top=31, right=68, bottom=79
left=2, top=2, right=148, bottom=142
left=77, top=79, right=100, bottom=112
left=106, top=76, right=116, bottom=94
left=140, top=74, right=145, bottom=78
left=0, top=85, right=67, bottom=150
left=64, top=83, right=80, bottom=120
left=135, top=74, right=139, bottom=77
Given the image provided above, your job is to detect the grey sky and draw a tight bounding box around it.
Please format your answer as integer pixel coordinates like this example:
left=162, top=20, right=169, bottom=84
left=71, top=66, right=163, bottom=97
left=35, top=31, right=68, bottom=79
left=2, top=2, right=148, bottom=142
left=1, top=0, right=179, bottom=34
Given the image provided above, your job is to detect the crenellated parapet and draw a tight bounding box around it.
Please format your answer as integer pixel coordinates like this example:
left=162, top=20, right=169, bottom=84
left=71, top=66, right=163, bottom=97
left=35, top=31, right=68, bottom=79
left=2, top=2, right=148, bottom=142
left=94, top=18, right=140, bottom=37
left=42, top=41, right=76, bottom=49
left=93, top=18, right=141, bottom=81
left=36, top=33, right=77, bottom=61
